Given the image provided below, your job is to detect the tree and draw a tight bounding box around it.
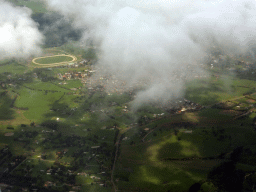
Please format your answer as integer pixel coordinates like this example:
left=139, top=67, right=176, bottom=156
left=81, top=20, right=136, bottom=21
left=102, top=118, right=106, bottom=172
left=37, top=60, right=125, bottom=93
left=30, top=122, right=35, bottom=127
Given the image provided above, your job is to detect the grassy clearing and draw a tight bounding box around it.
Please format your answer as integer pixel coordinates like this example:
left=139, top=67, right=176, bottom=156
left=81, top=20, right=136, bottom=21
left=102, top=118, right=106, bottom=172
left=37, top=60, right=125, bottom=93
left=61, top=79, right=83, bottom=89
left=0, top=91, right=15, bottom=120
left=76, top=176, right=93, bottom=185
left=116, top=140, right=206, bottom=191
left=0, top=61, right=27, bottom=74
left=116, top=111, right=256, bottom=191
left=0, top=81, right=82, bottom=125
left=34, top=55, right=74, bottom=65
left=14, top=86, right=71, bottom=122
left=7, top=0, right=47, bottom=13
left=23, top=81, right=71, bottom=92
left=80, top=185, right=111, bottom=192
left=185, top=75, right=256, bottom=105
left=116, top=160, right=211, bottom=192
left=43, top=48, right=67, bottom=56
left=197, top=108, right=233, bottom=121
left=0, top=109, right=30, bottom=126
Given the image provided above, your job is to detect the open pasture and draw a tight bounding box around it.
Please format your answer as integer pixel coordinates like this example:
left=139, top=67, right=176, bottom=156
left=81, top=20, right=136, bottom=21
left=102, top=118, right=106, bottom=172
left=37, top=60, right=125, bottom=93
left=14, top=82, right=79, bottom=122
left=115, top=109, right=256, bottom=192
left=185, top=74, right=256, bottom=105
left=43, top=48, right=67, bottom=56
left=0, top=60, right=27, bottom=75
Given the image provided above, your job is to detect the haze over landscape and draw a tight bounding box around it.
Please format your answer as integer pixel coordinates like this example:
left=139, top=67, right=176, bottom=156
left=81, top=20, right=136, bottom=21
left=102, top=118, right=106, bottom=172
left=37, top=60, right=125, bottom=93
left=2, top=0, right=256, bottom=191
left=46, top=0, right=256, bottom=106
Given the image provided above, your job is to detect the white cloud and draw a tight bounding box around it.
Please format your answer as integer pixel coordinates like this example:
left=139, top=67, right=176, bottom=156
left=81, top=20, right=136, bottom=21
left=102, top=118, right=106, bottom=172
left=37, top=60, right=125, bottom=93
left=0, top=0, right=43, bottom=59
left=46, top=0, right=256, bottom=107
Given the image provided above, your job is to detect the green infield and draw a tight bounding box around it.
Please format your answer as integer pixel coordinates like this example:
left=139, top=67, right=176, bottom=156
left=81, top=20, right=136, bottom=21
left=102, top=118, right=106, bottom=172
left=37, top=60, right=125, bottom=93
left=32, top=55, right=76, bottom=66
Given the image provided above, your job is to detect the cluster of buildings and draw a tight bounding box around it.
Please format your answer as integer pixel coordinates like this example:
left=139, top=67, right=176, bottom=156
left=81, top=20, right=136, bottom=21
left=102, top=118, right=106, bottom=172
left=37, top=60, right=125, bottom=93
left=60, top=59, right=89, bottom=68
left=161, top=98, right=203, bottom=113
left=57, top=71, right=88, bottom=81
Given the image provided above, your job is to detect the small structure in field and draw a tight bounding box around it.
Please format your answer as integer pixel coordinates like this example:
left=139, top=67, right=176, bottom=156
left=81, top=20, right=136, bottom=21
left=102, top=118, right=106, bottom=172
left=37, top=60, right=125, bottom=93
left=183, top=130, right=193, bottom=134
left=4, top=132, right=14, bottom=136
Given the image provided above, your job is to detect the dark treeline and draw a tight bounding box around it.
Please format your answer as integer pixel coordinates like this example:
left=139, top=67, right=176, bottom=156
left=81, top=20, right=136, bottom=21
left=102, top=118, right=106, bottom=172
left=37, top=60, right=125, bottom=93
left=32, top=12, right=83, bottom=48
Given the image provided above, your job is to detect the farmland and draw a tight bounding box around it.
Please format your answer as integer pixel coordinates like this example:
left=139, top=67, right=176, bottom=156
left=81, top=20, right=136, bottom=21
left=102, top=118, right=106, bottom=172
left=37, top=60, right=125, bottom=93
left=2, top=1, right=256, bottom=191
left=1, top=47, right=256, bottom=192
left=114, top=110, right=256, bottom=191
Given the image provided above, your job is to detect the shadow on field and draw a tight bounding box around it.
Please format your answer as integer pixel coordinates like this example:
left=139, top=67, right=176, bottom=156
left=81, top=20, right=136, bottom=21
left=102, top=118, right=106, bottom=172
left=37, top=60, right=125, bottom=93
left=115, top=110, right=256, bottom=192
left=44, top=100, right=73, bottom=118
left=235, top=69, right=256, bottom=81
left=157, top=141, right=183, bottom=160
left=0, top=91, right=15, bottom=120
left=40, top=120, right=71, bottom=131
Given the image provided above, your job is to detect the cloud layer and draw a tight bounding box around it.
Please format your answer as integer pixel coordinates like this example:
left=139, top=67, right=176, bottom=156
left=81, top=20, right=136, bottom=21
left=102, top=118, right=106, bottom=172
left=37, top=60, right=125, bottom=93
left=46, top=0, right=256, bottom=107
left=0, top=0, right=43, bottom=60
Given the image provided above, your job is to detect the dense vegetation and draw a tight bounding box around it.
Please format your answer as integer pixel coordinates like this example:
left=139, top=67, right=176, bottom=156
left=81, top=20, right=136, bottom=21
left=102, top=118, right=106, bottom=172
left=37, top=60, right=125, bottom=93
left=31, top=12, right=83, bottom=48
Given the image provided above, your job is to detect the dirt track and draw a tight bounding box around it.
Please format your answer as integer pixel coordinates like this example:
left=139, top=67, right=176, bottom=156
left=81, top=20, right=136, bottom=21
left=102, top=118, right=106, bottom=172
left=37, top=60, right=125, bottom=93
left=32, top=54, right=77, bottom=67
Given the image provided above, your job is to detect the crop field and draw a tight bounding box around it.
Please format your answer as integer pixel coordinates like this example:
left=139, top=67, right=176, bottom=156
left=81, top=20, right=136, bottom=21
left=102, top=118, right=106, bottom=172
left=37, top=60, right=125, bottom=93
left=33, top=55, right=76, bottom=65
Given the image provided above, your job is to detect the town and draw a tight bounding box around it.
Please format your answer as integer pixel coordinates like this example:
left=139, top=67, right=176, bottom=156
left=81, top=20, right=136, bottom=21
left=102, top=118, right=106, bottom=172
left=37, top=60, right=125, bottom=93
left=1, top=0, right=256, bottom=192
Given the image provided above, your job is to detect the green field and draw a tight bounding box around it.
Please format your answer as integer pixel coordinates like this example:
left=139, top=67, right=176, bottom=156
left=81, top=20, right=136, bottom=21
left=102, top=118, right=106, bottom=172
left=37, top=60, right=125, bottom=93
left=7, top=0, right=47, bottom=13
left=114, top=100, right=256, bottom=192
left=0, top=60, right=28, bottom=75
left=2, top=44, right=256, bottom=191
left=13, top=81, right=81, bottom=122
left=34, top=55, right=74, bottom=65
left=185, top=74, right=256, bottom=105
left=43, top=48, right=67, bottom=55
